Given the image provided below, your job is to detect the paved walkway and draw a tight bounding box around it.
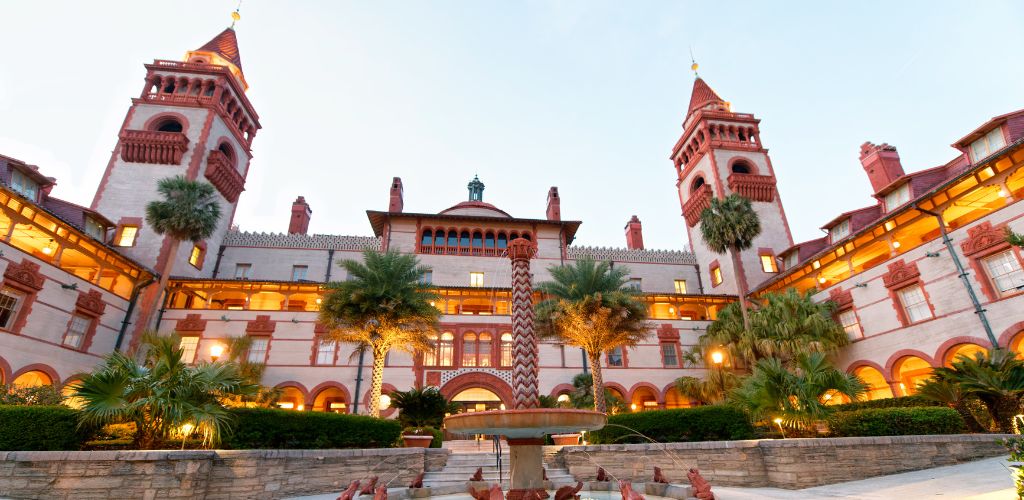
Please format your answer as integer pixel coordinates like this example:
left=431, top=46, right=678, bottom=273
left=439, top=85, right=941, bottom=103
left=714, top=456, right=1015, bottom=499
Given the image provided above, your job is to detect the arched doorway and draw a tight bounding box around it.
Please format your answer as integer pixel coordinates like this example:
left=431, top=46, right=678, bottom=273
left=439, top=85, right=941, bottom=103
left=943, top=343, right=987, bottom=367
left=663, top=386, right=692, bottom=409
left=1009, top=331, right=1024, bottom=359
left=276, top=386, right=306, bottom=411
left=311, top=385, right=350, bottom=413
left=629, top=385, right=660, bottom=412
left=440, top=372, right=514, bottom=410
left=893, top=356, right=933, bottom=396
left=451, top=387, right=504, bottom=413
left=11, top=370, right=52, bottom=388
left=853, top=366, right=893, bottom=400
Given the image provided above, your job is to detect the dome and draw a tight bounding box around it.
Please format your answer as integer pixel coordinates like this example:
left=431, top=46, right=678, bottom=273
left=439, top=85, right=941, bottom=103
left=439, top=200, right=511, bottom=218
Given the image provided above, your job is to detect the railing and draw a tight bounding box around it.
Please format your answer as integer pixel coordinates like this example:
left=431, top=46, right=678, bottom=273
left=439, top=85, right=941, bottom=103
left=141, top=93, right=215, bottom=106
left=727, top=173, right=776, bottom=202
left=204, top=150, right=246, bottom=202
left=119, top=129, right=189, bottom=165
left=492, top=435, right=503, bottom=485
left=682, top=184, right=713, bottom=227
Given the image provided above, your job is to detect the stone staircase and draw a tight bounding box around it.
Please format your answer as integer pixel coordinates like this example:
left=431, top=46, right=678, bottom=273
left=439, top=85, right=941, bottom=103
left=423, top=441, right=576, bottom=490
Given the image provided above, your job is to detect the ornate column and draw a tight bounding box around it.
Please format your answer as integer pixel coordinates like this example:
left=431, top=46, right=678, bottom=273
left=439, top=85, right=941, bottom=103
left=507, top=237, right=539, bottom=409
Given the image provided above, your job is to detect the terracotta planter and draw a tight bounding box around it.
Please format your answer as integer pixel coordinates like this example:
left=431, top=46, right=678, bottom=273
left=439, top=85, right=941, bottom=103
left=551, top=433, right=581, bottom=446
left=402, top=435, right=434, bottom=448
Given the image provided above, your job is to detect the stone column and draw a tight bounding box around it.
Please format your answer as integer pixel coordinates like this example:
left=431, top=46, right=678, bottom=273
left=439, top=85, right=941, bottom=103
left=507, top=238, right=539, bottom=410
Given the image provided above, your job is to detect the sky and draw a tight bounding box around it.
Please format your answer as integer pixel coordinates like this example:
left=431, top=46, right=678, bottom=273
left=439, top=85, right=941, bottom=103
left=0, top=1, right=1022, bottom=251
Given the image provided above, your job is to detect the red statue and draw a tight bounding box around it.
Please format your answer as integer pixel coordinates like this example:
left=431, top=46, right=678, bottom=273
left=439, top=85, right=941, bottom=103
left=488, top=484, right=505, bottom=500
left=617, top=480, right=645, bottom=500
left=360, top=476, right=379, bottom=495
left=686, top=468, right=714, bottom=500
left=337, top=480, right=360, bottom=500
left=521, top=490, right=544, bottom=500
left=374, top=484, right=388, bottom=500
left=652, top=467, right=669, bottom=484
left=409, top=472, right=424, bottom=489
left=471, top=467, right=484, bottom=482
left=596, top=468, right=609, bottom=481
left=469, top=484, right=501, bottom=500
left=554, top=481, right=584, bottom=500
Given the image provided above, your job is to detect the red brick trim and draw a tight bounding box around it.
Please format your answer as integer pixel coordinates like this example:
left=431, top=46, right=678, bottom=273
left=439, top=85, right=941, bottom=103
left=549, top=383, right=574, bottom=398
left=934, top=336, right=990, bottom=366
left=883, top=349, right=937, bottom=380
left=656, top=323, right=680, bottom=342
left=2, top=258, right=46, bottom=334
left=175, top=314, right=208, bottom=333
left=627, top=382, right=664, bottom=405
left=246, top=315, right=276, bottom=334
left=603, top=381, right=629, bottom=401
left=273, top=381, right=310, bottom=406
left=959, top=222, right=1021, bottom=302
left=10, top=363, right=59, bottom=386
left=75, top=290, right=106, bottom=318
left=0, top=355, right=11, bottom=384
left=998, top=321, right=1024, bottom=348
left=844, top=360, right=889, bottom=379
left=960, top=221, right=1009, bottom=257
left=829, top=287, right=854, bottom=310
left=440, top=372, right=514, bottom=407
left=142, top=111, right=192, bottom=135
left=113, top=217, right=143, bottom=247
left=882, top=260, right=921, bottom=290
left=308, top=381, right=352, bottom=410
left=364, top=382, right=398, bottom=417
left=185, top=111, right=216, bottom=180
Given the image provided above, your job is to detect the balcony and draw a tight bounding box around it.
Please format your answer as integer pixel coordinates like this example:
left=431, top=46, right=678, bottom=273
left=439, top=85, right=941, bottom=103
left=119, top=130, right=189, bottom=165
left=683, top=184, right=713, bottom=227
left=204, top=150, right=246, bottom=203
left=727, top=173, right=776, bottom=202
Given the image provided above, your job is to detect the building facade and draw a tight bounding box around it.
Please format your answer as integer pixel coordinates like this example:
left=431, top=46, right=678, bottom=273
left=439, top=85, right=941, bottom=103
left=0, top=27, right=1021, bottom=415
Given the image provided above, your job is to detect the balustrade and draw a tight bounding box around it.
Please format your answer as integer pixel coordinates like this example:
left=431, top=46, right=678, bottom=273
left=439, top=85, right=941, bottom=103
left=683, top=184, right=713, bottom=227
left=204, top=150, right=246, bottom=202
left=727, top=173, right=777, bottom=202
left=119, top=129, right=189, bottom=165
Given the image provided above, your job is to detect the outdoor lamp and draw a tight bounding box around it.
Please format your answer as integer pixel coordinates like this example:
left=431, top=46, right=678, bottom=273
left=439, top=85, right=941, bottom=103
left=710, top=351, right=724, bottom=365
left=773, top=417, right=786, bottom=439
left=378, top=394, right=391, bottom=411
left=210, top=344, right=224, bottom=362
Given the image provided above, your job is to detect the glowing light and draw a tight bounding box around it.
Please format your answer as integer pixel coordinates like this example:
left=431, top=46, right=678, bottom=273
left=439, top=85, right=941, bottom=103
left=556, top=394, right=570, bottom=403
left=818, top=276, right=827, bottom=284
left=499, top=404, right=506, bottom=410
left=315, top=298, right=322, bottom=305
left=892, top=241, right=901, bottom=249
left=772, top=418, right=783, bottom=425
left=710, top=351, right=724, bottom=365
left=668, top=307, right=675, bottom=314
left=209, top=344, right=224, bottom=361
left=41, top=246, right=52, bottom=255
left=379, top=394, right=392, bottom=411
left=181, top=423, right=194, bottom=435
left=277, top=402, right=295, bottom=409
left=430, top=301, right=436, bottom=307
left=999, top=188, right=1010, bottom=198
left=297, top=404, right=305, bottom=411
left=630, top=404, right=638, bottom=411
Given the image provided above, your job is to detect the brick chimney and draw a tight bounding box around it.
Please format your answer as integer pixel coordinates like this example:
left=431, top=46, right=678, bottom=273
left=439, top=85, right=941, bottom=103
left=288, top=196, right=312, bottom=234
left=860, top=142, right=905, bottom=194
left=624, top=215, right=644, bottom=250
left=546, top=187, right=561, bottom=221
left=389, top=177, right=404, bottom=213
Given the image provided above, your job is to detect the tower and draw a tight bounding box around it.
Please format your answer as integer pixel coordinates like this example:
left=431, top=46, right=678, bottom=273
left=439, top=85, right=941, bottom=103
left=91, top=27, right=260, bottom=279
left=671, top=77, right=793, bottom=295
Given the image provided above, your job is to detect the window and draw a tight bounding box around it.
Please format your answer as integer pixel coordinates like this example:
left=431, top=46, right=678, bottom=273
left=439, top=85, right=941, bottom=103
left=970, top=127, right=1006, bottom=162
left=673, top=280, right=687, bottom=294
left=292, top=265, right=308, bottom=281
left=711, top=266, right=723, bottom=286
left=234, top=263, right=252, bottom=279
left=884, top=183, right=911, bottom=212
left=84, top=218, right=105, bottom=241
left=10, top=169, right=39, bottom=201
left=760, top=254, right=778, bottom=273
left=0, top=287, right=24, bottom=329
left=783, top=252, right=799, bottom=270
left=982, top=250, right=1024, bottom=297
left=838, top=309, right=862, bottom=339
left=661, top=343, right=679, bottom=367
left=438, top=332, right=454, bottom=366
left=607, top=347, right=624, bottom=367
left=179, top=336, right=199, bottom=363
left=316, top=339, right=336, bottom=365
left=248, top=337, right=269, bottom=363
left=189, top=245, right=204, bottom=268
left=897, top=285, right=932, bottom=323
left=829, top=219, right=850, bottom=243
left=420, top=270, right=432, bottom=285
left=63, top=314, right=91, bottom=349
left=470, top=272, right=484, bottom=287
left=627, top=278, right=642, bottom=291
left=423, top=333, right=438, bottom=366
left=116, top=226, right=139, bottom=247
left=463, top=333, right=478, bottom=367
left=477, top=333, right=492, bottom=367
left=500, top=332, right=513, bottom=367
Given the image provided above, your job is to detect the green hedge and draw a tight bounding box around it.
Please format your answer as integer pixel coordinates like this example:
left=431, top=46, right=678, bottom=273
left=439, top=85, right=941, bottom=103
left=0, top=405, right=92, bottom=451
left=223, top=408, right=402, bottom=449
left=831, top=395, right=941, bottom=412
left=589, top=406, right=756, bottom=444
left=827, top=407, right=965, bottom=437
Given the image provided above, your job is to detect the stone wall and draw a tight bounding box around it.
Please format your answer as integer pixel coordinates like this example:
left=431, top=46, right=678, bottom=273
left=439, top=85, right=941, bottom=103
left=557, top=434, right=1010, bottom=489
left=0, top=448, right=449, bottom=500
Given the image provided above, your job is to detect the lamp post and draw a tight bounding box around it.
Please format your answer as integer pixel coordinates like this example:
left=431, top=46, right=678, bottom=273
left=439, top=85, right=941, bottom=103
left=710, top=350, right=725, bottom=401
left=209, top=344, right=224, bottom=362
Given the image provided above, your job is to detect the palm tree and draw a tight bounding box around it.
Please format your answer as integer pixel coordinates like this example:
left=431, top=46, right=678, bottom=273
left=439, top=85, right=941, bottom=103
left=536, top=258, right=649, bottom=413
left=565, top=372, right=628, bottom=413
left=388, top=387, right=459, bottom=428
left=730, top=352, right=866, bottom=429
left=700, top=288, right=850, bottom=369
left=71, top=332, right=256, bottom=449
left=145, top=176, right=222, bottom=315
left=929, top=348, right=1024, bottom=433
left=675, top=370, right=743, bottom=405
left=699, top=194, right=761, bottom=331
left=915, top=378, right=987, bottom=433
left=318, top=250, right=440, bottom=418
left=221, top=336, right=282, bottom=407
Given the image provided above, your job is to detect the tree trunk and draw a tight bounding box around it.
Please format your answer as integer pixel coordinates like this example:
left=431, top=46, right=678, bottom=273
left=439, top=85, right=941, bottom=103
left=992, top=395, right=1022, bottom=433
left=589, top=352, right=607, bottom=414
left=951, top=401, right=986, bottom=433
left=368, top=345, right=387, bottom=418
left=730, top=246, right=751, bottom=332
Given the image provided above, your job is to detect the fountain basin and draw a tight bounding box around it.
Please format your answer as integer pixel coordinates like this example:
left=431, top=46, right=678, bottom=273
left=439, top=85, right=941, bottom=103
left=444, top=408, right=606, bottom=439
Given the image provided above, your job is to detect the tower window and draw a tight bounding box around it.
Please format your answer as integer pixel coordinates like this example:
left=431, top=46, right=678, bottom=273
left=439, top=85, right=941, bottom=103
left=760, top=254, right=778, bottom=273
left=674, top=280, right=687, bottom=294
left=218, top=143, right=235, bottom=164
left=235, top=263, right=252, bottom=280
left=189, top=244, right=205, bottom=269
left=292, top=265, right=308, bottom=281
left=470, top=272, right=484, bottom=287
left=115, top=226, right=139, bottom=247
left=691, top=176, right=706, bottom=192
left=731, top=160, right=753, bottom=174
left=154, top=118, right=183, bottom=133
left=710, top=264, right=723, bottom=287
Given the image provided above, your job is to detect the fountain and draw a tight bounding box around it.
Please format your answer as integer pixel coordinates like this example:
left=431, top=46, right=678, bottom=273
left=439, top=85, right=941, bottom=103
left=444, top=238, right=607, bottom=500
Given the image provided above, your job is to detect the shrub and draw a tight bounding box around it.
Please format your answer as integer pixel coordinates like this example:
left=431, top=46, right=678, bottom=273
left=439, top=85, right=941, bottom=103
left=0, top=405, right=93, bottom=450
left=0, top=384, right=64, bottom=406
left=827, top=407, right=966, bottom=437
left=831, top=395, right=941, bottom=412
left=589, top=405, right=756, bottom=444
left=223, top=408, right=401, bottom=449
left=403, top=426, right=443, bottom=448
left=389, top=388, right=459, bottom=428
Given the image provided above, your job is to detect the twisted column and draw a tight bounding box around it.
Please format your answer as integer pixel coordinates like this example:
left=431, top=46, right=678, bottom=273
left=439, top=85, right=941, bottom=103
left=507, top=238, right=539, bottom=409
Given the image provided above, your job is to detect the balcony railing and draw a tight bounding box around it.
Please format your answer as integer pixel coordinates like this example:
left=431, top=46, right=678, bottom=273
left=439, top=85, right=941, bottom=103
left=119, top=129, right=189, bottom=165
left=727, top=173, right=776, bottom=202
left=683, top=184, right=713, bottom=227
left=204, top=150, right=245, bottom=203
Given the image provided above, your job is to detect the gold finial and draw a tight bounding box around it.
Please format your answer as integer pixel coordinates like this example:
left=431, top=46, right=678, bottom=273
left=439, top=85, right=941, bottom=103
left=230, top=0, right=242, bottom=28
left=689, top=47, right=699, bottom=78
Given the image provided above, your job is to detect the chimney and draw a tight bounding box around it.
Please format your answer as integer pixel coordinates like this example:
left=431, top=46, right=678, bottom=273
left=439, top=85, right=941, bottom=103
left=546, top=187, right=561, bottom=221
left=389, top=177, right=404, bottom=213
left=624, top=215, right=644, bottom=250
left=288, top=196, right=312, bottom=234
left=859, top=142, right=905, bottom=194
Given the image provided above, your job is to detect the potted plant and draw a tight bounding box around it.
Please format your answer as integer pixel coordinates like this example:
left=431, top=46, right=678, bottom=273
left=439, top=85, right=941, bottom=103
left=402, top=426, right=439, bottom=448
left=550, top=433, right=581, bottom=446
left=390, top=387, right=459, bottom=448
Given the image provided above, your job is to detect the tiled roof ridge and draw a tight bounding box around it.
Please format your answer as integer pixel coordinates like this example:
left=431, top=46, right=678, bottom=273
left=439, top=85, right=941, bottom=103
left=568, top=245, right=697, bottom=265
left=223, top=230, right=381, bottom=250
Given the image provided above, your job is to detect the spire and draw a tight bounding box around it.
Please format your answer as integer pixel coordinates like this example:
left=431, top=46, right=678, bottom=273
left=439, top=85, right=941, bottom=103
left=687, top=77, right=728, bottom=117
left=467, top=175, right=485, bottom=202
left=185, top=28, right=248, bottom=90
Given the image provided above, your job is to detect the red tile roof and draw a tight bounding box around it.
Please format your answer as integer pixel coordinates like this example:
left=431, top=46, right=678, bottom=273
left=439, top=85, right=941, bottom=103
left=197, top=28, right=243, bottom=71
left=687, top=78, right=726, bottom=116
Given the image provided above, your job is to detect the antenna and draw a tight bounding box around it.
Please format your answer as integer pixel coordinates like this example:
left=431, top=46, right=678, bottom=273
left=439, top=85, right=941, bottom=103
left=230, top=0, right=243, bottom=28
left=689, top=46, right=699, bottom=77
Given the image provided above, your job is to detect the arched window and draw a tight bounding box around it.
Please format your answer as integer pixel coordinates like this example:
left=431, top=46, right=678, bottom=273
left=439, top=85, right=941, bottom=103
left=463, top=333, right=478, bottom=367
left=691, top=176, right=706, bottom=193
left=510, top=231, right=520, bottom=241
left=500, top=333, right=513, bottom=367
left=521, top=232, right=531, bottom=241
left=218, top=142, right=235, bottom=162
left=153, top=117, right=183, bottom=133
left=447, top=230, right=458, bottom=248
left=421, top=229, right=433, bottom=248
left=423, top=333, right=438, bottom=365
left=478, top=333, right=492, bottom=367
left=731, top=160, right=753, bottom=174
left=472, top=231, right=483, bottom=249
left=439, top=332, right=454, bottom=366
left=497, top=233, right=508, bottom=249
left=433, top=230, right=445, bottom=247
left=485, top=232, right=496, bottom=249
left=460, top=231, right=471, bottom=248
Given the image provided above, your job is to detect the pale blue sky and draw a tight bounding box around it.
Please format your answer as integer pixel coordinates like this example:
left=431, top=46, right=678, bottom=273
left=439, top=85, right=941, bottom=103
left=1, top=1, right=1021, bottom=250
